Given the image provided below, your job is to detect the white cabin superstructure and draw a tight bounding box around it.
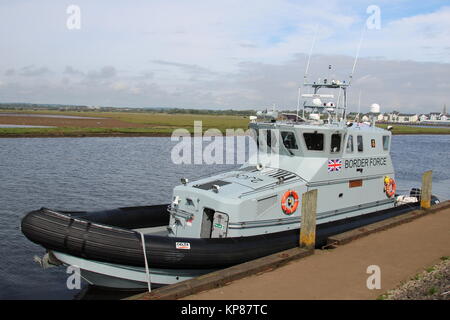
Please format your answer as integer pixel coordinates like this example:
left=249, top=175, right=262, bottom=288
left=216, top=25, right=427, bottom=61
left=168, top=78, right=397, bottom=239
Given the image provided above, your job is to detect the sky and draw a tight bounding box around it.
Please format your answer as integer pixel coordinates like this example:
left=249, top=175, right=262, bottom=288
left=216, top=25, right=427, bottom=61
left=0, top=0, right=449, bottom=114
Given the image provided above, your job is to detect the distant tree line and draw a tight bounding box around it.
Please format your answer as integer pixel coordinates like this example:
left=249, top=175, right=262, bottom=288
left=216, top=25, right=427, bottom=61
left=0, top=103, right=256, bottom=116
left=162, top=108, right=254, bottom=116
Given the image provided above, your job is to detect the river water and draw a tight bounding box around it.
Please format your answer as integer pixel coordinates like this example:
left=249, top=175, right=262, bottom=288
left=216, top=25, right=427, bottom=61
left=0, top=135, right=448, bottom=299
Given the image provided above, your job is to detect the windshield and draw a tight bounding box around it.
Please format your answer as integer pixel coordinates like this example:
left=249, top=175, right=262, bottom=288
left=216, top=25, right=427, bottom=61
left=303, top=132, right=324, bottom=151
left=281, top=131, right=298, bottom=150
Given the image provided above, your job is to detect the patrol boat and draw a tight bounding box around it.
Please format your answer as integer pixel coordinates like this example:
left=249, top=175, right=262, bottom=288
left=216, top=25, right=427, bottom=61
left=21, top=76, right=438, bottom=290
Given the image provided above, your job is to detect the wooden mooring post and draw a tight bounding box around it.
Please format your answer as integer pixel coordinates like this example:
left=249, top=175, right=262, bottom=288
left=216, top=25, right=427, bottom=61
left=299, top=189, right=318, bottom=249
left=420, top=170, right=432, bottom=209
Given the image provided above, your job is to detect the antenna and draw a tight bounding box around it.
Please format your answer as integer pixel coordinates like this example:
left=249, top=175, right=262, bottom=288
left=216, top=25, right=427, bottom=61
left=296, top=87, right=302, bottom=122
left=349, top=25, right=366, bottom=85
left=298, top=25, right=318, bottom=120
left=328, top=64, right=332, bottom=82
left=356, top=90, right=362, bottom=122
left=335, top=87, right=343, bottom=122
left=304, top=24, right=319, bottom=84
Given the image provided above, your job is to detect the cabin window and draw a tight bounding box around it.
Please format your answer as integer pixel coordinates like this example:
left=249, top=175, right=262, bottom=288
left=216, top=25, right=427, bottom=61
left=303, top=132, right=324, bottom=151
left=346, top=135, right=354, bottom=153
left=330, top=134, right=342, bottom=153
left=281, top=131, right=298, bottom=150
left=256, top=130, right=259, bottom=148
left=264, top=129, right=279, bottom=149
left=383, top=135, right=390, bottom=151
left=266, top=130, right=272, bottom=148
left=357, top=135, right=363, bottom=152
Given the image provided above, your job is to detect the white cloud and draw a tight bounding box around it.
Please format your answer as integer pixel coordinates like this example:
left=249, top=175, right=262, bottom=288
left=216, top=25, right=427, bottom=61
left=87, top=66, right=116, bottom=79
left=361, top=6, right=450, bottom=62
left=2, top=54, right=449, bottom=113
left=0, top=1, right=449, bottom=111
left=111, top=81, right=128, bottom=91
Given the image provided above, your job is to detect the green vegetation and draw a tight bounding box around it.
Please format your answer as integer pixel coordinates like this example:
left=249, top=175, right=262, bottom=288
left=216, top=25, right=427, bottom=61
left=376, top=124, right=450, bottom=135
left=0, top=127, right=176, bottom=137
left=0, top=125, right=249, bottom=138
left=101, top=112, right=250, bottom=130
left=0, top=110, right=251, bottom=137
left=425, top=266, right=436, bottom=273
left=412, top=274, right=422, bottom=281
left=376, top=294, right=388, bottom=300
left=427, top=287, right=438, bottom=295
left=0, top=103, right=255, bottom=116
left=1, top=108, right=449, bottom=137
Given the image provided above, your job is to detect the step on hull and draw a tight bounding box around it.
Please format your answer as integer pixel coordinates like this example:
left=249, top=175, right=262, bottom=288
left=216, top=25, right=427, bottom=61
left=54, top=251, right=214, bottom=290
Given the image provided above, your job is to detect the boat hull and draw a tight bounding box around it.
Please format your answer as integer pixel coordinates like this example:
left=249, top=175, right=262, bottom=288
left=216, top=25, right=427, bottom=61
left=21, top=199, right=439, bottom=289
left=53, top=251, right=214, bottom=290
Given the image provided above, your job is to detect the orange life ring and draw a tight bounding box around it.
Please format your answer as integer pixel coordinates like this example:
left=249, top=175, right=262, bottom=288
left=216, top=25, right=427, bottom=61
left=384, top=176, right=396, bottom=198
left=281, top=190, right=299, bottom=215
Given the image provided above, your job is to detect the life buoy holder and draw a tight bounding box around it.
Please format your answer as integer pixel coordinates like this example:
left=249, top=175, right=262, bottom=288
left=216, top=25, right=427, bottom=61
left=281, top=190, right=299, bottom=215
left=384, top=176, right=396, bottom=198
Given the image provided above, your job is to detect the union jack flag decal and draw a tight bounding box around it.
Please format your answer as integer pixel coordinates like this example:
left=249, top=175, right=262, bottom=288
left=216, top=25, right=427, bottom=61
left=328, top=159, right=342, bottom=172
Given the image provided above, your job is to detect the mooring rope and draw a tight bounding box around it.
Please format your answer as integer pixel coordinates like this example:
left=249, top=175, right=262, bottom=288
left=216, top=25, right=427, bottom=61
left=138, top=231, right=152, bottom=292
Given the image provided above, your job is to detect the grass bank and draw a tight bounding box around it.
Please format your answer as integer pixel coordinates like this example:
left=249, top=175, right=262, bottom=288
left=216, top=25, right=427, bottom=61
left=0, top=110, right=250, bottom=137
left=1, top=109, right=449, bottom=137
left=0, top=127, right=177, bottom=137
left=376, top=124, right=450, bottom=135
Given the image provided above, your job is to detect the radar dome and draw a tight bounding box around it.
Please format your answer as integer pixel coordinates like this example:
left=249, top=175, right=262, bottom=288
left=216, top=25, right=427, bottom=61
left=370, top=103, right=380, bottom=113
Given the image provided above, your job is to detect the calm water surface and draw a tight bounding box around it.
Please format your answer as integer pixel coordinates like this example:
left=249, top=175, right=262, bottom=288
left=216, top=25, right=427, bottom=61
left=0, top=135, right=448, bottom=299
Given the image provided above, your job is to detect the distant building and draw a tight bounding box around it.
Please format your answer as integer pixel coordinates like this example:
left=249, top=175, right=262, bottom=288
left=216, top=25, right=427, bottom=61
left=376, top=113, right=389, bottom=121
left=397, top=113, right=418, bottom=123
left=429, top=112, right=441, bottom=121
left=418, top=112, right=449, bottom=122
left=388, top=111, right=399, bottom=122
left=375, top=107, right=450, bottom=123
